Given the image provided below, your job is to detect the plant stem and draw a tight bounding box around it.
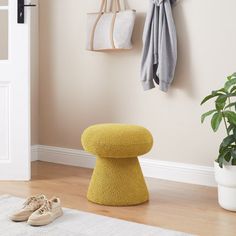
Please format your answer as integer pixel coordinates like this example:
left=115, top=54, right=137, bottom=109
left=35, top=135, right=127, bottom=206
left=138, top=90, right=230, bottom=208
left=228, top=97, right=232, bottom=111
left=222, top=112, right=229, bottom=136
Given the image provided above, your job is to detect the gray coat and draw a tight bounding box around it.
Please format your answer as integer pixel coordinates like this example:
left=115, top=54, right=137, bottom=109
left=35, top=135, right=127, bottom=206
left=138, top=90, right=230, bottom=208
left=141, top=0, right=177, bottom=92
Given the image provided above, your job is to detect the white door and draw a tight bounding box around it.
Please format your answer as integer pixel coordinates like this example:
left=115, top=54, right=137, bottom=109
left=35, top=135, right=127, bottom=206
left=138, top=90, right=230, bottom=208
left=0, top=0, right=32, bottom=180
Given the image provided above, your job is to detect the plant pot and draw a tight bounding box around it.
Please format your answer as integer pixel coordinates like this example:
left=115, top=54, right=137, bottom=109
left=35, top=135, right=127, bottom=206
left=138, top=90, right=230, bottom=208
left=214, top=161, right=236, bottom=211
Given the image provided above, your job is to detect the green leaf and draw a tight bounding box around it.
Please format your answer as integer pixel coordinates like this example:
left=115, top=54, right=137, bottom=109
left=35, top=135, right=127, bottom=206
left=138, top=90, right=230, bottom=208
left=227, top=124, right=235, bottom=133
left=218, top=156, right=224, bottom=168
left=224, top=111, right=236, bottom=125
left=228, top=92, right=236, bottom=97
left=224, top=152, right=231, bottom=162
left=201, top=94, right=221, bottom=105
left=225, top=78, right=236, bottom=91
left=220, top=135, right=235, bottom=148
left=201, top=110, right=217, bottom=123
left=230, top=86, right=236, bottom=93
left=215, top=95, right=227, bottom=110
left=232, top=158, right=236, bottom=165
left=219, top=146, right=230, bottom=157
left=233, top=129, right=236, bottom=139
left=212, top=88, right=227, bottom=95
left=231, top=149, right=236, bottom=159
left=230, top=72, right=236, bottom=78
left=211, top=112, right=222, bottom=132
left=227, top=73, right=236, bottom=81
left=225, top=102, right=236, bottom=110
left=218, top=148, right=232, bottom=167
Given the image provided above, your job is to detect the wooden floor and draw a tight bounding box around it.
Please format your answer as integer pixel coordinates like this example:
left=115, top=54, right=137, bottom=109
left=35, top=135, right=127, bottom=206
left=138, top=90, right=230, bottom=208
left=0, top=161, right=235, bottom=235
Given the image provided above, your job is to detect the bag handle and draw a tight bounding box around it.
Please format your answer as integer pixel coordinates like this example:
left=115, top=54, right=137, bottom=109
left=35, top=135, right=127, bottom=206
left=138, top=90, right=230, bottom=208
left=90, top=0, right=126, bottom=51
left=99, top=0, right=108, bottom=13
left=90, top=0, right=109, bottom=50
left=111, top=0, right=121, bottom=12
left=99, top=0, right=129, bottom=13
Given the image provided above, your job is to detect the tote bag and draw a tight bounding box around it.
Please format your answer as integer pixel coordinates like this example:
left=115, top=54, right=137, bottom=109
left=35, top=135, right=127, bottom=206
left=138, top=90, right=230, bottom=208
left=86, top=0, right=136, bottom=51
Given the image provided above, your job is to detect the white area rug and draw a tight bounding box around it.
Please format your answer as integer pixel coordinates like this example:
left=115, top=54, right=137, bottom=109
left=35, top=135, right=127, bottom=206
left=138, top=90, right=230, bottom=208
left=0, top=195, right=192, bottom=236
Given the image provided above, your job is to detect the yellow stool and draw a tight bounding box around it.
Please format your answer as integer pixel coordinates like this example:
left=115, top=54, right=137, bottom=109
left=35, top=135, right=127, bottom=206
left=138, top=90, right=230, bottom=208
left=81, top=124, right=153, bottom=206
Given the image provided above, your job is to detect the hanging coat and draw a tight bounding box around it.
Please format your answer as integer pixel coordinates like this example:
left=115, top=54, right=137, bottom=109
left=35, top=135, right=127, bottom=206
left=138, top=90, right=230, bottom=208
left=141, top=0, right=177, bottom=92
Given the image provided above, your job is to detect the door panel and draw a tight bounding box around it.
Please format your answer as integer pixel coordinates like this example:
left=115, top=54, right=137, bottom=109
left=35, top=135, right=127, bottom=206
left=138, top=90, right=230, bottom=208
left=0, top=10, right=8, bottom=60
left=0, top=0, right=8, bottom=6
left=0, top=83, right=9, bottom=160
left=0, top=0, right=31, bottom=180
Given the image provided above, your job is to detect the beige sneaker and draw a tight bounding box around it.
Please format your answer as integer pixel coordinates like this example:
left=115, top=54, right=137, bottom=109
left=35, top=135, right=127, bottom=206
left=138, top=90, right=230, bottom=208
left=27, top=197, right=63, bottom=226
left=10, top=194, right=46, bottom=222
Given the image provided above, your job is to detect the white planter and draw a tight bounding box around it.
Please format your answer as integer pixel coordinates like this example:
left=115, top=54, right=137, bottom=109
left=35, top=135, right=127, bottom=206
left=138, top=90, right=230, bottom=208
left=214, top=161, right=236, bottom=211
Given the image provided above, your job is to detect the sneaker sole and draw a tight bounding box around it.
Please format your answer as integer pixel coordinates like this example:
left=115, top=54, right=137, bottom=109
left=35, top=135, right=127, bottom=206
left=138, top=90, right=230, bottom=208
left=10, top=216, right=30, bottom=222
left=27, top=209, right=63, bottom=226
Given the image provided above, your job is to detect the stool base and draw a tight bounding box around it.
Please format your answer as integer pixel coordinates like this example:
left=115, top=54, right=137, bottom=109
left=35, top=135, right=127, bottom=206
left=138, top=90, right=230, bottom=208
left=87, top=157, right=149, bottom=206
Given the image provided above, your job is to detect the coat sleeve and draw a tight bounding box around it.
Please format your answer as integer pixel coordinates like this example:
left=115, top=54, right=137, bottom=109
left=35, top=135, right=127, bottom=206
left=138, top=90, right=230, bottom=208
left=158, top=0, right=177, bottom=92
left=140, top=1, right=155, bottom=91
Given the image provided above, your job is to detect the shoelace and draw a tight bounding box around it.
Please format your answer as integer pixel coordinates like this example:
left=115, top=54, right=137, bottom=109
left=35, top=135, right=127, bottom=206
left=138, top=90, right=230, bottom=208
left=23, top=196, right=44, bottom=210
left=23, top=197, right=38, bottom=207
left=38, top=200, right=52, bottom=215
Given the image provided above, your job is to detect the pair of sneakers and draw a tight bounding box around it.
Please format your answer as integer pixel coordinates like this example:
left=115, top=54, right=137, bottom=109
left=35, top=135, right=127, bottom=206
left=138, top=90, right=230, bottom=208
left=10, top=194, right=63, bottom=226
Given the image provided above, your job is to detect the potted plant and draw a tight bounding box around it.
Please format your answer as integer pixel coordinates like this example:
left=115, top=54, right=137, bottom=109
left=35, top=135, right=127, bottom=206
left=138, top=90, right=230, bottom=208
left=201, top=73, right=236, bottom=211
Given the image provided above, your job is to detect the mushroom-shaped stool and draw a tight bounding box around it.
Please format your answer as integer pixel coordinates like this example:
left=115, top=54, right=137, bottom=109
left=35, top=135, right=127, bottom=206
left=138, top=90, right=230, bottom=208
left=81, top=124, right=153, bottom=206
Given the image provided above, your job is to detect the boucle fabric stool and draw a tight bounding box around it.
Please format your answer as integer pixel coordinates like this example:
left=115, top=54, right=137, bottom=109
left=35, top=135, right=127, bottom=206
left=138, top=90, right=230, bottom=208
left=81, top=124, right=153, bottom=206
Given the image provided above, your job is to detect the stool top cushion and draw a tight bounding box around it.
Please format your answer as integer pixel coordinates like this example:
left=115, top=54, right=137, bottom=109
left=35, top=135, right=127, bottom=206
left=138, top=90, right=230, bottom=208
left=81, top=124, right=153, bottom=158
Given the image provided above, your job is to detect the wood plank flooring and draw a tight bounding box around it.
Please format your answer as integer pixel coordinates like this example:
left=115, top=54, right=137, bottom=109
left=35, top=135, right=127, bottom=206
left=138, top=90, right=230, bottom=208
left=0, top=161, right=235, bottom=236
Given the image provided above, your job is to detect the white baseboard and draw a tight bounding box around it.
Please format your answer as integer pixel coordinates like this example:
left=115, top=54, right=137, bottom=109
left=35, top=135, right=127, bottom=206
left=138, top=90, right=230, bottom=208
left=31, top=145, right=39, bottom=161
left=37, top=145, right=96, bottom=168
left=140, top=158, right=215, bottom=186
left=31, top=145, right=216, bottom=187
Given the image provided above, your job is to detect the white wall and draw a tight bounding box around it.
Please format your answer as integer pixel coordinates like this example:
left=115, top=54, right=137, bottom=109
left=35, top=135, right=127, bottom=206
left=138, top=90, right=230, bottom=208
left=39, top=0, right=236, bottom=166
